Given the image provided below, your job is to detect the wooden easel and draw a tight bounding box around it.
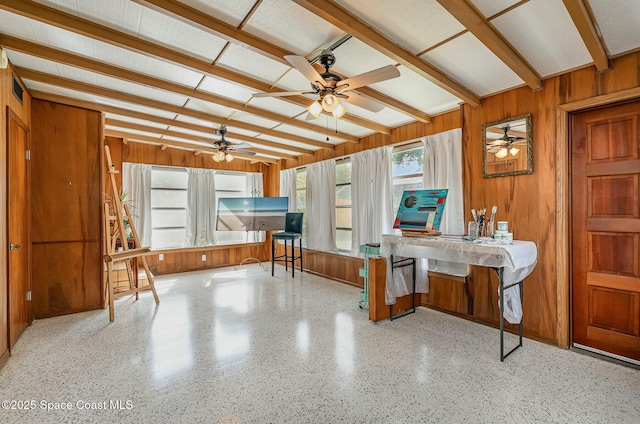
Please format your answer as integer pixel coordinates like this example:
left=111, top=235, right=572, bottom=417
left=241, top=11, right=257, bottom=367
left=104, top=145, right=159, bottom=322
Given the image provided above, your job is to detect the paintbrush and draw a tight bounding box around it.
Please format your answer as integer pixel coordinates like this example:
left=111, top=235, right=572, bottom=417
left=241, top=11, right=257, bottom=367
left=489, top=205, right=497, bottom=224
left=471, top=208, right=477, bottom=224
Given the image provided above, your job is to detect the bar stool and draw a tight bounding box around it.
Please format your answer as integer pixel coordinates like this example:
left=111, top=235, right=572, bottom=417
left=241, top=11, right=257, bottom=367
left=271, top=212, right=303, bottom=277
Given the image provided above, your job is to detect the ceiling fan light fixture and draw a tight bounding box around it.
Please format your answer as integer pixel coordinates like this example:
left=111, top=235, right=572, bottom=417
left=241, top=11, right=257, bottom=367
left=332, top=103, right=347, bottom=119
left=213, top=151, right=225, bottom=162
left=322, top=94, right=339, bottom=112
left=307, top=100, right=322, bottom=118
left=225, top=153, right=234, bottom=162
left=495, top=148, right=508, bottom=159
left=509, top=146, right=520, bottom=156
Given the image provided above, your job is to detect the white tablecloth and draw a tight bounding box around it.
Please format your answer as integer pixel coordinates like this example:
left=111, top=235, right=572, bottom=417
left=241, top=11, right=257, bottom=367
left=380, top=235, right=538, bottom=323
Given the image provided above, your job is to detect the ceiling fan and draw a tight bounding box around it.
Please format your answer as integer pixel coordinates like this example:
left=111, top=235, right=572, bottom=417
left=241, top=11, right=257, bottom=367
left=252, top=49, right=400, bottom=119
left=211, top=125, right=255, bottom=162
left=486, top=125, right=526, bottom=158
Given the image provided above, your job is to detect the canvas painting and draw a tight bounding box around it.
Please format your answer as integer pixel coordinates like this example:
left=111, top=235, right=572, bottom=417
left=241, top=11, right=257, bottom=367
left=216, top=197, right=289, bottom=231
left=393, top=189, right=448, bottom=231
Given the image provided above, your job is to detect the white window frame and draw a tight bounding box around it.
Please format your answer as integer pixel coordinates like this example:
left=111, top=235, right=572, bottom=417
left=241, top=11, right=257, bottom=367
left=150, top=166, right=188, bottom=249
left=335, top=158, right=352, bottom=252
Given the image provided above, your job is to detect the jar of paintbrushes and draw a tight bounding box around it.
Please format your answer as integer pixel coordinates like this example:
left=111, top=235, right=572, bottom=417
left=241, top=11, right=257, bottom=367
left=470, top=206, right=497, bottom=238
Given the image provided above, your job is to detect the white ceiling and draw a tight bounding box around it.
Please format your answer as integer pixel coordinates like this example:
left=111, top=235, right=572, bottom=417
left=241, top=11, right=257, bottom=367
left=0, top=0, right=637, bottom=163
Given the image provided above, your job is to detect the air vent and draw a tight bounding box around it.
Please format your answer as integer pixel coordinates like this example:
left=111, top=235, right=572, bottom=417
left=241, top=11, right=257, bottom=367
left=12, top=74, right=23, bottom=105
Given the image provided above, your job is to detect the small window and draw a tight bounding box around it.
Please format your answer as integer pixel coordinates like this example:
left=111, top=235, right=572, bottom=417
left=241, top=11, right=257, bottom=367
left=392, top=144, right=424, bottom=213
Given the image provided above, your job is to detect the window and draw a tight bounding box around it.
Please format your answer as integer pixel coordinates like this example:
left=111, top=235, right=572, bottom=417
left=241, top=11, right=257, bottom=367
left=145, top=166, right=254, bottom=249
left=392, top=144, right=424, bottom=213
left=295, top=168, right=307, bottom=244
left=335, top=159, right=352, bottom=252
left=215, top=173, right=248, bottom=245
left=150, top=167, right=188, bottom=249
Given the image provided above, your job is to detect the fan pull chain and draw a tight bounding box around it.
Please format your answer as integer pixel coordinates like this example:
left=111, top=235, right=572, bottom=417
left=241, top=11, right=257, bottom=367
left=326, top=115, right=329, bottom=142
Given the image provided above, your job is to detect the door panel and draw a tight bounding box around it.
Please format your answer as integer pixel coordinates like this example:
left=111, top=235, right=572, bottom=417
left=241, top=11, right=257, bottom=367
left=571, top=101, right=640, bottom=361
left=8, top=108, right=29, bottom=349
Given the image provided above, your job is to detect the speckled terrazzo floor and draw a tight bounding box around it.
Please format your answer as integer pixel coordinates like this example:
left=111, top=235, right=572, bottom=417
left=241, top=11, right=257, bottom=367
left=1, top=265, right=639, bottom=424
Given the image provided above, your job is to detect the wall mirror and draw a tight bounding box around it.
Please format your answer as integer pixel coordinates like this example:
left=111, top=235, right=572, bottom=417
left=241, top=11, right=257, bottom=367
left=483, top=113, right=532, bottom=178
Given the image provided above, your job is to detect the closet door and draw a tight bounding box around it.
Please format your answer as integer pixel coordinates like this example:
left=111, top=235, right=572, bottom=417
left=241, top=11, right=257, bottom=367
left=571, top=100, right=640, bottom=361
left=7, top=107, right=30, bottom=348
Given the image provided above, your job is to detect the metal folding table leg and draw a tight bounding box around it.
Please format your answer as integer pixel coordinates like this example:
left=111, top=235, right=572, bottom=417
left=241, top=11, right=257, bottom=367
left=499, top=267, right=524, bottom=361
left=389, top=254, right=417, bottom=321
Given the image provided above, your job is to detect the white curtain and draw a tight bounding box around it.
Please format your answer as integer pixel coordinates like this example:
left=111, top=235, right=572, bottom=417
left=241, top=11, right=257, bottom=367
left=422, top=128, right=464, bottom=235
left=279, top=168, right=297, bottom=212
left=423, top=128, right=467, bottom=276
left=122, top=162, right=152, bottom=247
left=184, top=168, right=217, bottom=247
left=306, top=159, right=337, bottom=252
left=350, top=146, right=394, bottom=256
left=246, top=172, right=265, bottom=242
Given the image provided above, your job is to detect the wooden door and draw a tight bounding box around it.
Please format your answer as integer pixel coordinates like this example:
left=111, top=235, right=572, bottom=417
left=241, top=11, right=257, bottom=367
left=571, top=101, right=640, bottom=361
left=7, top=108, right=30, bottom=349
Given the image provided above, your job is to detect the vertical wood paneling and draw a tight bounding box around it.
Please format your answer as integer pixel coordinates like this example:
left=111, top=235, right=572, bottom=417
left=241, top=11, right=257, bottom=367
left=31, top=100, right=102, bottom=318
left=299, top=248, right=363, bottom=287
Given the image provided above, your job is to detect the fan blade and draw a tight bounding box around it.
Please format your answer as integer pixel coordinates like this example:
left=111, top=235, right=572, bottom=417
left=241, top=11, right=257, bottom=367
left=285, top=55, right=328, bottom=87
left=253, top=91, right=314, bottom=98
left=336, top=65, right=400, bottom=92
left=341, top=92, right=385, bottom=113
left=487, top=140, right=505, bottom=147
left=232, top=142, right=252, bottom=149
left=233, top=149, right=256, bottom=156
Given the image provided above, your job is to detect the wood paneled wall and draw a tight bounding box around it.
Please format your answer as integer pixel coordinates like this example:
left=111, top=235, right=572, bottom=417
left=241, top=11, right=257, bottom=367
left=31, top=99, right=102, bottom=318
left=1, top=62, right=31, bottom=366
left=279, top=52, right=640, bottom=345
left=301, top=249, right=363, bottom=287
left=457, top=52, right=640, bottom=344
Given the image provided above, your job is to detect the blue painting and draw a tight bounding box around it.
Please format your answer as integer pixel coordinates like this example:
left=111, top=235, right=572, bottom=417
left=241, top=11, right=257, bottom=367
left=393, top=189, right=448, bottom=231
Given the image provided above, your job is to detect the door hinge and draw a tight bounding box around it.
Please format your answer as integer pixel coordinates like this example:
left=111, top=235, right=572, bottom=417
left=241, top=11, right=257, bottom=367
left=26, top=150, right=30, bottom=160
left=27, top=290, right=31, bottom=301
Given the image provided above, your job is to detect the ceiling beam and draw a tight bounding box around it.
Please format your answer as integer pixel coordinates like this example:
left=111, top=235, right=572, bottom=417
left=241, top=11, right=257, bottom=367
left=293, top=0, right=480, bottom=106
left=18, top=67, right=335, bottom=150
left=562, top=0, right=609, bottom=71
left=0, top=35, right=362, bottom=142
left=436, top=0, right=542, bottom=90
left=105, top=129, right=278, bottom=163
left=0, top=0, right=385, bottom=133
left=30, top=90, right=316, bottom=155
left=131, top=0, right=430, bottom=124
left=105, top=118, right=298, bottom=159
